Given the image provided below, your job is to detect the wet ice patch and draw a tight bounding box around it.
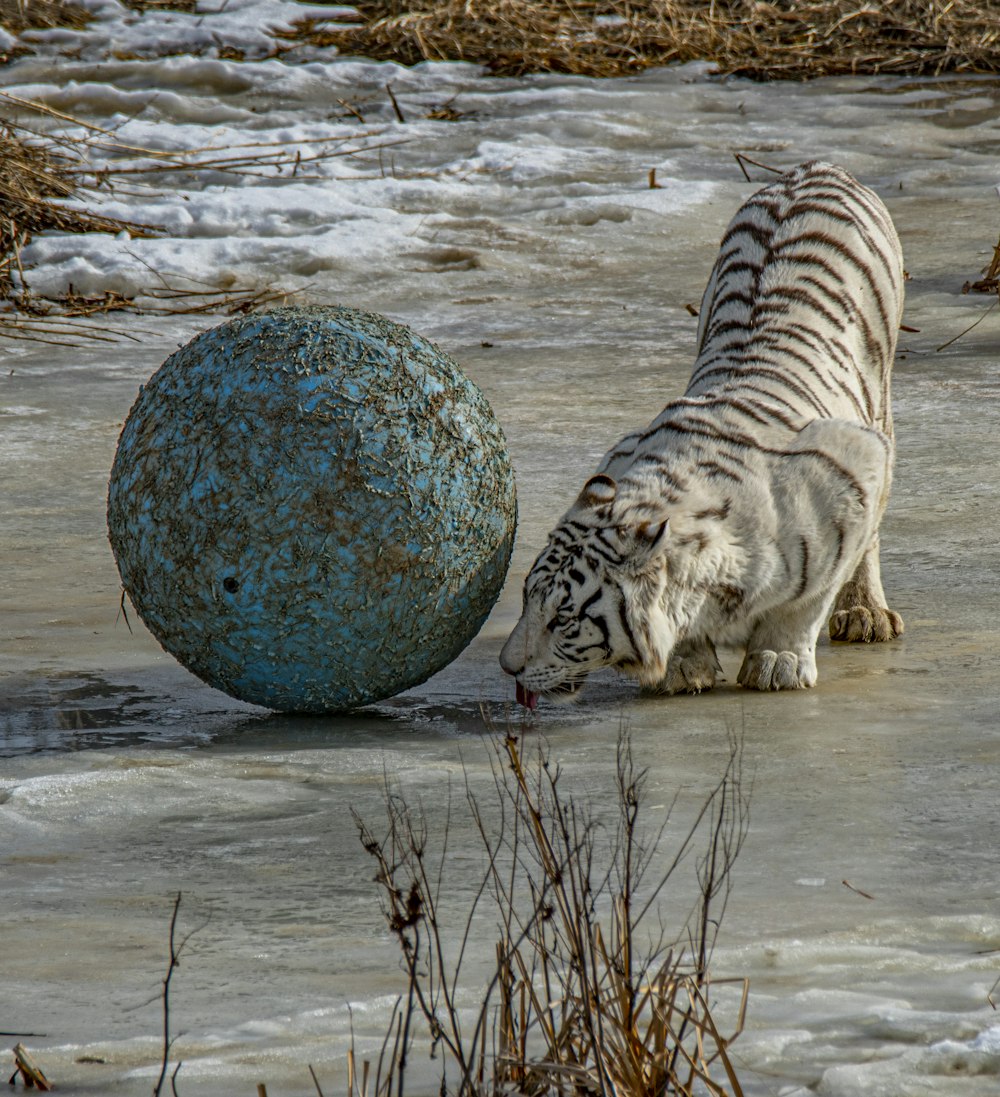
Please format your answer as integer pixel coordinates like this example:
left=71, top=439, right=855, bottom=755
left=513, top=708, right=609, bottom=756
left=818, top=1025, right=1000, bottom=1095
left=0, top=753, right=322, bottom=833
left=920, top=1025, right=1000, bottom=1074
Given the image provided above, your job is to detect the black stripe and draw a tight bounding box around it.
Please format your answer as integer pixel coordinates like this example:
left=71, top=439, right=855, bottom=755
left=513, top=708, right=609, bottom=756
left=752, top=331, right=873, bottom=420
left=585, top=533, right=626, bottom=568
left=796, top=536, right=810, bottom=599
left=701, top=316, right=754, bottom=346
left=712, top=255, right=765, bottom=280
left=774, top=230, right=894, bottom=349
left=616, top=598, right=639, bottom=658
left=688, top=362, right=832, bottom=418
left=716, top=382, right=809, bottom=419
left=783, top=446, right=869, bottom=503
left=768, top=247, right=894, bottom=361
left=831, top=522, right=846, bottom=570
left=720, top=220, right=777, bottom=253
left=693, top=501, right=732, bottom=520
left=578, top=589, right=603, bottom=616
left=642, top=418, right=759, bottom=451
left=678, top=394, right=798, bottom=429
left=697, top=461, right=744, bottom=484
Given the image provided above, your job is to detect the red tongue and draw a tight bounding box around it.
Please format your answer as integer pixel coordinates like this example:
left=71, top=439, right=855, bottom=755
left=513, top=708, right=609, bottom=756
left=515, top=682, right=539, bottom=711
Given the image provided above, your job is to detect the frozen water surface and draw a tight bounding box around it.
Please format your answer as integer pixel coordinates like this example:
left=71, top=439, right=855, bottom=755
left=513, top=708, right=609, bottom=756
left=2, top=2, right=1000, bottom=1094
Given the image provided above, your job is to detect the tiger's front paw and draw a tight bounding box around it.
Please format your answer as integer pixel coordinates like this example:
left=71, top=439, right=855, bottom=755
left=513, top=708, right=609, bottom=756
left=829, top=605, right=904, bottom=643
left=738, top=649, right=816, bottom=691
left=657, top=652, right=720, bottom=696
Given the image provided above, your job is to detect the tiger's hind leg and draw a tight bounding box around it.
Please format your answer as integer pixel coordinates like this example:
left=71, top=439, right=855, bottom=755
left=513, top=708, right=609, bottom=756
left=829, top=532, right=904, bottom=643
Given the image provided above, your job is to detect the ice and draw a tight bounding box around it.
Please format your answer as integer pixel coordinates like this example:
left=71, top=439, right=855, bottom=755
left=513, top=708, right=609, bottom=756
left=4, top=1, right=1000, bottom=1095
left=818, top=1025, right=1000, bottom=1095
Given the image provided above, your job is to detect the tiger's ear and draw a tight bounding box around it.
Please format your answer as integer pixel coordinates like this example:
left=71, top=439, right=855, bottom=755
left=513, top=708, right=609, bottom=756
left=576, top=474, right=617, bottom=509
left=619, top=517, right=670, bottom=570
left=636, top=518, right=669, bottom=552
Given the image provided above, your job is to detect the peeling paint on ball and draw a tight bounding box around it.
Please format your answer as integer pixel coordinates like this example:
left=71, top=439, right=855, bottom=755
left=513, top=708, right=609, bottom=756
left=107, top=305, right=517, bottom=713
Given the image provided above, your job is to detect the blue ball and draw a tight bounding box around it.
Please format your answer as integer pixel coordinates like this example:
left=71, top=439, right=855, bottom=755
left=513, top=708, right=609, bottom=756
left=107, top=306, right=517, bottom=713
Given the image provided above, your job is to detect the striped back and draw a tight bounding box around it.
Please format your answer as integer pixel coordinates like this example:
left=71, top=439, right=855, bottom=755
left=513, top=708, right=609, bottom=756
left=689, top=161, right=903, bottom=432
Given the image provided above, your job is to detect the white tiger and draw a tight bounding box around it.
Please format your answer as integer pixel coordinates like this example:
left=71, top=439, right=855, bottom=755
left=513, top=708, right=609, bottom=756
left=500, top=161, right=904, bottom=710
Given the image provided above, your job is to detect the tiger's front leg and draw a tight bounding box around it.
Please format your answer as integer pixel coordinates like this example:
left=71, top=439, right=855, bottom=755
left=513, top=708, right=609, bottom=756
left=737, top=604, right=825, bottom=692
left=738, top=647, right=818, bottom=691
left=829, top=532, right=904, bottom=643
left=652, top=638, right=723, bottom=695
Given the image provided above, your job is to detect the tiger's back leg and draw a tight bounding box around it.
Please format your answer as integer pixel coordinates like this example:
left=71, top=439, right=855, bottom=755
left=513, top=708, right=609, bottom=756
left=829, top=532, right=904, bottom=642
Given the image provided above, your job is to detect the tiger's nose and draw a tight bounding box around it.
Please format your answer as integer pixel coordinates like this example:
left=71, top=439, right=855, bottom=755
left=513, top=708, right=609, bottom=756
left=499, top=643, right=521, bottom=677
left=500, top=615, right=529, bottom=677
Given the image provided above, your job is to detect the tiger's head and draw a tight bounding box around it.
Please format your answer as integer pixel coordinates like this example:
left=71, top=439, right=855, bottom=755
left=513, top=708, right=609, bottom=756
left=499, top=474, right=677, bottom=709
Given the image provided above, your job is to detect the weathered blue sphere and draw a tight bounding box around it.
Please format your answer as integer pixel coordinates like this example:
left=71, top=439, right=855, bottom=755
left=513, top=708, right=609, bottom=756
left=107, top=306, right=517, bottom=713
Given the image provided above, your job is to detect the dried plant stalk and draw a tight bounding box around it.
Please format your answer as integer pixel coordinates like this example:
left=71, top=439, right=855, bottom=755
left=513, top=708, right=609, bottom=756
left=306, top=0, right=1000, bottom=80
left=10, top=1044, right=52, bottom=1091
left=0, top=0, right=92, bottom=36
left=0, top=120, right=159, bottom=301
left=0, top=95, right=389, bottom=331
left=354, top=727, right=750, bottom=1097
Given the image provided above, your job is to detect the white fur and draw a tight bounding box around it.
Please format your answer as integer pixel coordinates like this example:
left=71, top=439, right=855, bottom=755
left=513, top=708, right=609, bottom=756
left=500, top=163, right=905, bottom=703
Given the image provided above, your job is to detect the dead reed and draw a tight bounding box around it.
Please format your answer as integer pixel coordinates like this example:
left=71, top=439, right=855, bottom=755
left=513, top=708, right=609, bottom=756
left=119, top=0, right=197, bottom=12
left=0, top=120, right=157, bottom=301
left=9, top=1044, right=52, bottom=1091
left=0, top=93, right=402, bottom=341
left=0, top=0, right=92, bottom=36
left=291, top=0, right=1000, bottom=80
left=352, top=727, right=749, bottom=1097
left=963, top=235, right=1000, bottom=294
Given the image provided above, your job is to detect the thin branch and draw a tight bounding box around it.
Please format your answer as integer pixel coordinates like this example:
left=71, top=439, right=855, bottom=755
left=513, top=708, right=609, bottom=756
left=936, top=299, right=997, bottom=351
left=152, top=892, right=183, bottom=1097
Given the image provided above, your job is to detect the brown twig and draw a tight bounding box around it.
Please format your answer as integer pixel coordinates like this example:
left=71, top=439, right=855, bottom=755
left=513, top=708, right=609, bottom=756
left=935, top=299, right=998, bottom=352
left=385, top=84, right=407, bottom=124
left=734, top=152, right=784, bottom=182
left=152, top=892, right=184, bottom=1097
left=150, top=893, right=211, bottom=1097
left=355, top=726, right=750, bottom=1097
left=9, top=1044, right=52, bottom=1091
left=308, top=1063, right=326, bottom=1097
left=842, top=879, right=876, bottom=900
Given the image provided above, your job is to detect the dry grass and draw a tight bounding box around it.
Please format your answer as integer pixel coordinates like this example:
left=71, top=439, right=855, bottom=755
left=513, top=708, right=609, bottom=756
left=0, top=116, right=166, bottom=342
left=119, top=0, right=197, bottom=12
left=963, top=236, right=1000, bottom=294
left=352, top=728, right=750, bottom=1097
left=0, top=93, right=404, bottom=341
left=301, top=0, right=1000, bottom=80
left=0, top=0, right=92, bottom=35
left=0, top=123, right=158, bottom=301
